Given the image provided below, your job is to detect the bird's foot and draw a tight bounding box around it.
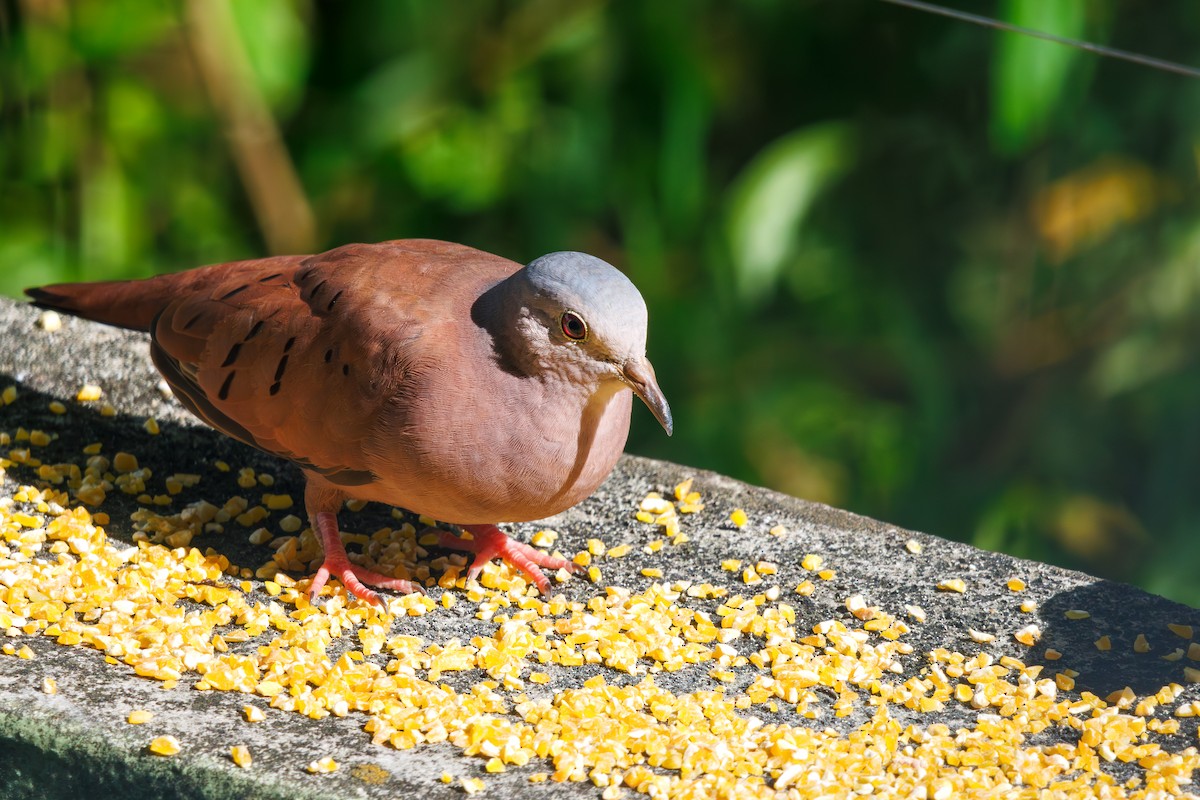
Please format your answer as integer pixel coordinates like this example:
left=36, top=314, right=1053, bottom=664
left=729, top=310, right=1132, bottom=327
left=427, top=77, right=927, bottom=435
left=308, top=558, right=423, bottom=608
left=309, top=511, right=422, bottom=607
left=437, top=524, right=581, bottom=595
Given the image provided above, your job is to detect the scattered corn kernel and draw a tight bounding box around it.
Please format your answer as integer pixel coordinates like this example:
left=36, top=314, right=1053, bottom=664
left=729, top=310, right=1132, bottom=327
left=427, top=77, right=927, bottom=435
left=143, top=417, right=160, bottom=435
left=37, top=310, right=62, bottom=331
left=905, top=539, right=922, bottom=554
left=1014, top=624, right=1042, bottom=646
left=1095, top=635, right=1112, bottom=651
left=937, top=578, right=966, bottom=593
left=230, top=745, right=252, bottom=768
left=1065, top=609, right=1091, bottom=620
left=148, top=735, right=181, bottom=756
left=76, top=384, right=103, bottom=402
left=729, top=508, right=748, bottom=528
left=48, top=401, right=66, bottom=415
left=1169, top=623, right=1194, bottom=639
left=128, top=710, right=153, bottom=724
left=1006, top=577, right=1026, bottom=592
left=306, top=756, right=338, bottom=774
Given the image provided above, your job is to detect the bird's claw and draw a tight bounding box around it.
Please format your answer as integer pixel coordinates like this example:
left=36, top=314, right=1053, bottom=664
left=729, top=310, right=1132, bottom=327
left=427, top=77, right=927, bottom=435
left=437, top=524, right=578, bottom=595
left=308, top=559, right=423, bottom=609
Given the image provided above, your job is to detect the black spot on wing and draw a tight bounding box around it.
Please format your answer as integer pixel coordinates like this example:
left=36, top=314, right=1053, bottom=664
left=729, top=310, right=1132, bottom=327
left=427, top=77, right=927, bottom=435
left=221, top=343, right=242, bottom=368
left=150, top=341, right=377, bottom=486
left=220, top=284, right=250, bottom=301
left=218, top=371, right=235, bottom=401
left=244, top=320, right=265, bottom=340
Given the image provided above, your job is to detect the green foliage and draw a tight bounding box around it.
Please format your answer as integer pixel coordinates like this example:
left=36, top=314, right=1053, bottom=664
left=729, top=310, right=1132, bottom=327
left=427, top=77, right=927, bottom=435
left=3, top=0, right=1200, bottom=604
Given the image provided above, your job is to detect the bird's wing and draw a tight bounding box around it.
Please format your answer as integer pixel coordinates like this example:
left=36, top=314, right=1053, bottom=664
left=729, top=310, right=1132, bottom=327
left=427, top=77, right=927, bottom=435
left=150, top=240, right=514, bottom=487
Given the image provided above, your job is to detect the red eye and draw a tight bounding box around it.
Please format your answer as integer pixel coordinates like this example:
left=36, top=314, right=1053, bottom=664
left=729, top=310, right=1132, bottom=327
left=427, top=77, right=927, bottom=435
left=561, top=311, right=588, bottom=341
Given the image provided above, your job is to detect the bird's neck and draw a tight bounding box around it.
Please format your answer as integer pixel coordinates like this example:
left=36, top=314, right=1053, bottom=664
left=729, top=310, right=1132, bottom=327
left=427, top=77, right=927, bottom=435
left=472, top=274, right=570, bottom=382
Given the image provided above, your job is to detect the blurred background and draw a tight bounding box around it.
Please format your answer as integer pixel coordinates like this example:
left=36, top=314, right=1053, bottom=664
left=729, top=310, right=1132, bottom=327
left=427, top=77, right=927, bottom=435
left=3, top=0, right=1200, bottom=604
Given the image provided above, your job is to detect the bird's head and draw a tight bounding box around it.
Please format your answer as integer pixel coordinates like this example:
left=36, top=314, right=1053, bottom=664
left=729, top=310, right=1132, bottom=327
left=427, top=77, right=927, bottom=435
left=487, top=251, right=672, bottom=436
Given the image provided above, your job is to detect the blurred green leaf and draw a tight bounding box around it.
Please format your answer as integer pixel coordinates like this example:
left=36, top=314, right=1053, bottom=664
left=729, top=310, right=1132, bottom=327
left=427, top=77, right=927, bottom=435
left=990, top=0, right=1089, bottom=153
left=724, top=122, right=854, bottom=304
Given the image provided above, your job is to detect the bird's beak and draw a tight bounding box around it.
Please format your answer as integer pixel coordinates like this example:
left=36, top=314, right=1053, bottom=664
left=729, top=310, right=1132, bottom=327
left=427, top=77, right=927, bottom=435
left=622, top=357, right=673, bottom=436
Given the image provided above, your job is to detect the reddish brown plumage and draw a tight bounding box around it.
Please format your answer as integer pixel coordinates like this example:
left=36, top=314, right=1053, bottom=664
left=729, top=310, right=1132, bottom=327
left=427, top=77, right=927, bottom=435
left=26, top=238, right=668, bottom=603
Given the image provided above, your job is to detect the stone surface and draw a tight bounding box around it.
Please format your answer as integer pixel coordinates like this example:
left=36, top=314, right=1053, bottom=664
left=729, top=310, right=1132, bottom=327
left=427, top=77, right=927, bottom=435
left=1, top=294, right=1199, bottom=798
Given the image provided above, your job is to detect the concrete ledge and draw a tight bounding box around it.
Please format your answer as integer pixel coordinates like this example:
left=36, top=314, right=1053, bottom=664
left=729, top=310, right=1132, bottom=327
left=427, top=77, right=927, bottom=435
left=1, top=295, right=1198, bottom=798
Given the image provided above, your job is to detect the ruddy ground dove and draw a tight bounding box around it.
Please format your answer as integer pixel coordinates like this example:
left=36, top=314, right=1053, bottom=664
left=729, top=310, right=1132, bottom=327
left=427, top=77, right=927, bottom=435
left=26, top=239, right=672, bottom=604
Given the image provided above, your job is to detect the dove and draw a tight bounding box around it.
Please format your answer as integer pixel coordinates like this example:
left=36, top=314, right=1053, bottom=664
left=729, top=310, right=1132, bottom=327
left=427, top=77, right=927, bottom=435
left=26, top=239, right=672, bottom=604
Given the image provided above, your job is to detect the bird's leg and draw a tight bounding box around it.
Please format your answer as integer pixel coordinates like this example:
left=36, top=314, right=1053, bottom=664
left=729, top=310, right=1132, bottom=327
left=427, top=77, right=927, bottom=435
left=309, top=511, right=422, bottom=606
left=437, top=524, right=582, bottom=595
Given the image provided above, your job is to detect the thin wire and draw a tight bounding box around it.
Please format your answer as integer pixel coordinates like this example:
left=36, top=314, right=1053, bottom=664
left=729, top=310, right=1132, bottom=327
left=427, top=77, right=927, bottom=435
left=879, top=0, right=1200, bottom=80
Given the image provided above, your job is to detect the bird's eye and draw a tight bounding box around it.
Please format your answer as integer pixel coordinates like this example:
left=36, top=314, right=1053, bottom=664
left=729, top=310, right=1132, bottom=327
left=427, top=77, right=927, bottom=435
left=560, top=311, right=588, bottom=341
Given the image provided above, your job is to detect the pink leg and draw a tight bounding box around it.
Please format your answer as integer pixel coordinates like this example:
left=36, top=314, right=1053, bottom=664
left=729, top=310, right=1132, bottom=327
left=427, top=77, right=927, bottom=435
left=309, top=511, right=422, bottom=606
left=437, top=524, right=581, bottom=595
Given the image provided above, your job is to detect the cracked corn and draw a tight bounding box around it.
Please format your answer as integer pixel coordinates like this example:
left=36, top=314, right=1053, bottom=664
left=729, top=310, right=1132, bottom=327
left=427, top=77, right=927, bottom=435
left=0, top=459, right=1197, bottom=796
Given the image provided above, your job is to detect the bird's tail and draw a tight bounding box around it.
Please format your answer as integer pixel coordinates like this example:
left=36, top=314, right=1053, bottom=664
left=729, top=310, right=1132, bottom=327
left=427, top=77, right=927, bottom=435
left=26, top=273, right=189, bottom=333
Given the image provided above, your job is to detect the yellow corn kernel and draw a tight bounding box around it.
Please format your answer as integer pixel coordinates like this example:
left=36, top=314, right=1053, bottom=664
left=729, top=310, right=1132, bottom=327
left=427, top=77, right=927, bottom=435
left=1014, top=625, right=1042, bottom=647
left=147, top=735, right=181, bottom=756
left=729, top=508, right=748, bottom=528
left=230, top=745, right=252, bottom=768
left=1168, top=623, right=1193, bottom=639
left=76, top=384, right=103, bottom=402
left=113, top=452, right=139, bottom=473
left=937, top=578, right=966, bottom=593
left=306, top=756, right=338, bottom=774
left=263, top=493, right=293, bottom=511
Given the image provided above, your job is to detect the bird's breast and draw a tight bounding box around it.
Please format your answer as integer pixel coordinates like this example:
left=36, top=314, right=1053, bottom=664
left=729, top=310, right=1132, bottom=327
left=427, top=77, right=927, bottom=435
left=364, top=371, right=634, bottom=525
